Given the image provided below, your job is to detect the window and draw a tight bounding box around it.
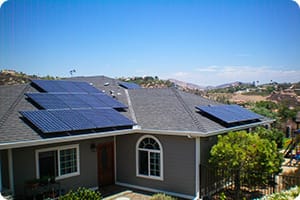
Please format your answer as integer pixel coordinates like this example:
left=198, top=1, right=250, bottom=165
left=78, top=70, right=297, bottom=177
left=36, top=144, right=80, bottom=180
left=136, top=135, right=163, bottom=180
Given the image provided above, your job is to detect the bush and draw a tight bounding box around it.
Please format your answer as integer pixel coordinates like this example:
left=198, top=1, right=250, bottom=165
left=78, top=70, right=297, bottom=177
left=59, top=187, right=102, bottom=200
left=260, top=186, right=300, bottom=199
left=150, top=193, right=177, bottom=200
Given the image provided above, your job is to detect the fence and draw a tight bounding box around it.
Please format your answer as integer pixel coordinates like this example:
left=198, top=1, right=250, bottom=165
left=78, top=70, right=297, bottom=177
left=199, top=164, right=300, bottom=200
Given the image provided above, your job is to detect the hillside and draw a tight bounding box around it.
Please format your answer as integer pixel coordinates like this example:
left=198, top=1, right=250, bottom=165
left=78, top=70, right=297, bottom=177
left=1, top=69, right=299, bottom=107
left=0, top=69, right=57, bottom=85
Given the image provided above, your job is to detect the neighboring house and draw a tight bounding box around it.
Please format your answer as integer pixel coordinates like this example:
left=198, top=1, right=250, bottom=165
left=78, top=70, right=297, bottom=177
left=0, top=76, right=273, bottom=200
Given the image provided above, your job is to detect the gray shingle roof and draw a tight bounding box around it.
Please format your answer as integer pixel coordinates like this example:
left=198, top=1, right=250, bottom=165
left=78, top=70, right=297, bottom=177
left=0, top=76, right=272, bottom=145
left=0, top=84, right=42, bottom=143
left=127, top=88, right=224, bottom=132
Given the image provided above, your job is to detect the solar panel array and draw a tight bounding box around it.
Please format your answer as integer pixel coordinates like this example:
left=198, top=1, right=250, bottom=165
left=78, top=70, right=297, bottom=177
left=196, top=104, right=262, bottom=125
left=26, top=93, right=127, bottom=109
left=20, top=80, right=134, bottom=134
left=32, top=79, right=100, bottom=93
left=20, top=108, right=135, bottom=133
left=118, top=82, right=141, bottom=89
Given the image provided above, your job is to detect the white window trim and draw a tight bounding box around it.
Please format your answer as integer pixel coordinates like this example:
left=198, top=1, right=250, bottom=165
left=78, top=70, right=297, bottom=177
left=35, top=144, right=80, bottom=180
left=136, top=135, right=163, bottom=181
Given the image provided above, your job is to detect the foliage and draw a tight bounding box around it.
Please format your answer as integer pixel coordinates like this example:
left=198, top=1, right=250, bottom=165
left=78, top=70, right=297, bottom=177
left=119, top=76, right=173, bottom=88
left=59, top=187, right=102, bottom=200
left=260, top=186, right=300, bottom=200
left=277, top=103, right=298, bottom=121
left=209, top=131, right=283, bottom=198
left=255, top=127, right=284, bottom=148
left=150, top=193, right=177, bottom=200
left=250, top=101, right=279, bottom=120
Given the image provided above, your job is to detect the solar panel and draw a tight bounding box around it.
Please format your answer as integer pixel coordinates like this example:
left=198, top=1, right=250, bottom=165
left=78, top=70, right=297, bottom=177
left=20, top=110, right=71, bottom=133
left=74, top=94, right=108, bottom=108
left=196, top=104, right=262, bottom=124
left=31, top=80, right=66, bottom=92
left=24, top=80, right=133, bottom=133
left=54, top=94, right=91, bottom=109
left=76, top=109, right=116, bottom=128
left=26, top=93, right=69, bottom=109
left=96, top=108, right=135, bottom=126
left=73, top=81, right=102, bottom=93
left=20, top=108, right=135, bottom=133
left=93, top=93, right=128, bottom=109
left=56, top=81, right=85, bottom=93
left=49, top=110, right=96, bottom=130
left=119, top=82, right=141, bottom=89
left=31, top=80, right=102, bottom=93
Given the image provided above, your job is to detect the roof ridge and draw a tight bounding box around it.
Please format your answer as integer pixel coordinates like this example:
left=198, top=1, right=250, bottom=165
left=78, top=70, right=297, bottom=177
left=124, top=89, right=138, bottom=123
left=171, top=88, right=206, bottom=131
left=0, top=83, right=31, bottom=128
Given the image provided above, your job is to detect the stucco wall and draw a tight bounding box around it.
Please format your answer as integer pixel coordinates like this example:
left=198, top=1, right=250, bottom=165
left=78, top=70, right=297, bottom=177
left=116, top=133, right=196, bottom=197
left=12, top=137, right=113, bottom=197
left=200, top=135, right=218, bottom=165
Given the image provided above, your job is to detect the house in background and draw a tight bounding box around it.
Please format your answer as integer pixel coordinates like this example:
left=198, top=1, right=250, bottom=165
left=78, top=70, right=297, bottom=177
left=0, top=76, right=273, bottom=200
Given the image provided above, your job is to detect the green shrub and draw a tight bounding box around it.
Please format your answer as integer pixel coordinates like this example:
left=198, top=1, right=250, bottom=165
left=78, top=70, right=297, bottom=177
left=260, top=186, right=300, bottom=199
left=150, top=193, right=177, bottom=200
left=59, top=187, right=102, bottom=200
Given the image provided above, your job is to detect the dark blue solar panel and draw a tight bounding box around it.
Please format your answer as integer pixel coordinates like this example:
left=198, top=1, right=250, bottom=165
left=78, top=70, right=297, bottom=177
left=119, top=82, right=141, bottom=89
left=32, top=80, right=65, bottom=92
left=74, top=94, right=108, bottom=108
left=26, top=93, right=69, bottom=109
left=32, top=80, right=102, bottom=93
left=49, top=110, right=96, bottom=130
left=55, top=94, right=90, bottom=109
left=73, top=82, right=102, bottom=93
left=96, top=108, right=135, bottom=126
left=56, top=81, right=85, bottom=93
left=196, top=104, right=262, bottom=124
left=76, top=109, right=115, bottom=128
left=93, top=94, right=127, bottom=109
left=20, top=110, right=71, bottom=133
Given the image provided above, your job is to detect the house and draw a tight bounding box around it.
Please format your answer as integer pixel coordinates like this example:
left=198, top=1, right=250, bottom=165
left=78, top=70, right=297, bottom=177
left=0, top=76, right=273, bottom=200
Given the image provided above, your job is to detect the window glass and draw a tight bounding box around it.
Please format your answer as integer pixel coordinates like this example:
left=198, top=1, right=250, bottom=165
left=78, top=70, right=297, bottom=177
left=60, top=148, right=77, bottom=176
left=137, top=136, right=162, bottom=179
left=139, top=150, right=148, bottom=175
left=39, top=151, right=57, bottom=178
left=150, top=152, right=160, bottom=176
left=37, top=145, right=79, bottom=179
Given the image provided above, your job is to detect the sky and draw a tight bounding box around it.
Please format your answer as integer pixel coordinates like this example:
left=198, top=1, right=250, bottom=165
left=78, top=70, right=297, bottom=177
left=0, top=0, right=300, bottom=86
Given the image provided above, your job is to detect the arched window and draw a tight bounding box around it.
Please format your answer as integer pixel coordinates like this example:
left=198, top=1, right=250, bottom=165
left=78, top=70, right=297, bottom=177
left=136, top=135, right=163, bottom=180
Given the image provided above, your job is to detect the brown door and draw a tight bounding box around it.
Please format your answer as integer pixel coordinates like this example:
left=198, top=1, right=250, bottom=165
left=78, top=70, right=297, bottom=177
left=97, top=141, right=115, bottom=187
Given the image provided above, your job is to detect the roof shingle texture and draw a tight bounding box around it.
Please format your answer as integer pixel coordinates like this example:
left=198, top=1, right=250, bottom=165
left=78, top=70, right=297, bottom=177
left=128, top=88, right=224, bottom=132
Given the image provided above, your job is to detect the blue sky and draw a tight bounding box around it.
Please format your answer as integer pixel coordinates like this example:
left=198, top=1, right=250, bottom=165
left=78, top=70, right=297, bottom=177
left=0, top=0, right=300, bottom=86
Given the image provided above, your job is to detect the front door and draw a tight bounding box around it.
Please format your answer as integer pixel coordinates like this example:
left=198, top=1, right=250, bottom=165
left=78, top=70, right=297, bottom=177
left=97, top=142, right=115, bottom=187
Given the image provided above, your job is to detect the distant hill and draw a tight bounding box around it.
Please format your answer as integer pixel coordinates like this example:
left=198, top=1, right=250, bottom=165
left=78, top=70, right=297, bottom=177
left=0, top=69, right=57, bottom=85
left=168, top=79, right=206, bottom=90
left=215, top=81, right=245, bottom=89
left=118, top=76, right=173, bottom=88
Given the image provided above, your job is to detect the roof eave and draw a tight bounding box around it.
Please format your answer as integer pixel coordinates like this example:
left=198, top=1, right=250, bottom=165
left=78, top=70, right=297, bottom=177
left=134, top=119, right=275, bottom=138
left=0, top=119, right=274, bottom=150
left=0, top=129, right=134, bottom=150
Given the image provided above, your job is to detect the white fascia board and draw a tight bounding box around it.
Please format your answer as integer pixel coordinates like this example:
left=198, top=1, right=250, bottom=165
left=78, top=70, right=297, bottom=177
left=0, top=129, right=133, bottom=150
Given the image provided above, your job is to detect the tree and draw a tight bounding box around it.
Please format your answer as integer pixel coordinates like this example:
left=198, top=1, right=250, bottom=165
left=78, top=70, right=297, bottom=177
left=209, top=131, right=282, bottom=199
left=255, top=127, right=284, bottom=148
